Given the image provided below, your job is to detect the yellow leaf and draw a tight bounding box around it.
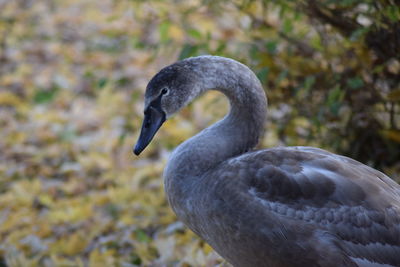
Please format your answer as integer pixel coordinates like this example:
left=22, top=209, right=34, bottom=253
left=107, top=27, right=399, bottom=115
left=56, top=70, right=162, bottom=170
left=37, top=194, right=54, bottom=207
left=381, top=130, right=400, bottom=143
left=387, top=89, right=400, bottom=102
left=48, top=200, right=93, bottom=224
left=63, top=233, right=88, bottom=256
left=0, top=92, right=23, bottom=107
left=89, top=249, right=116, bottom=267
left=36, top=221, right=52, bottom=238
left=169, top=24, right=184, bottom=42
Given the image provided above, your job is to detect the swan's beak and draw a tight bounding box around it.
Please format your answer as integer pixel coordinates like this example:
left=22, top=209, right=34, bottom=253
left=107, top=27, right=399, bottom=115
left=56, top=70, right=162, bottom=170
left=134, top=100, right=166, bottom=155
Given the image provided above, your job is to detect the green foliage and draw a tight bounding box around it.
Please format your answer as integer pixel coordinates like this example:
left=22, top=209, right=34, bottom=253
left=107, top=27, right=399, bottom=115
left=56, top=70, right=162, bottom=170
left=0, top=0, right=399, bottom=266
left=33, top=87, right=59, bottom=104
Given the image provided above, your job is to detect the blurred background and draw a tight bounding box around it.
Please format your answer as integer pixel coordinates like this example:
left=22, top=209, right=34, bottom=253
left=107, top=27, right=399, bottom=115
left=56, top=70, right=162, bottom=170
left=0, top=0, right=399, bottom=266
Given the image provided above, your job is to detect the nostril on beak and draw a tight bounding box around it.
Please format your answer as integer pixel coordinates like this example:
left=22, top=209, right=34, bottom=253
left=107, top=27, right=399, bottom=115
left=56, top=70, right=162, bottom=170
left=144, top=118, right=151, bottom=128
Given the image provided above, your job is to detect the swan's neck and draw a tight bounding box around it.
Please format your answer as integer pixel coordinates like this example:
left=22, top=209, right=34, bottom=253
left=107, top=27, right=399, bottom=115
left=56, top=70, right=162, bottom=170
left=163, top=57, right=267, bottom=211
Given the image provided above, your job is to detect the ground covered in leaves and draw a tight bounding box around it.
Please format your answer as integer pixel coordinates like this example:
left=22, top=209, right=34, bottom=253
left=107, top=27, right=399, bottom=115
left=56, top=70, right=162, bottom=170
left=0, top=1, right=232, bottom=266
left=0, top=0, right=399, bottom=266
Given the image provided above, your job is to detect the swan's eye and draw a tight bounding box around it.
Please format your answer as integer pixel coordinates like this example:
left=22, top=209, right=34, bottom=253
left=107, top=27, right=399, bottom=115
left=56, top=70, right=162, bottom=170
left=161, top=88, right=169, bottom=95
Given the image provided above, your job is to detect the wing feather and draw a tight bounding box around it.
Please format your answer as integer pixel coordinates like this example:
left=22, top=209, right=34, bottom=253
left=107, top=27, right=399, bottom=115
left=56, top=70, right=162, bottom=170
left=219, top=146, right=400, bottom=266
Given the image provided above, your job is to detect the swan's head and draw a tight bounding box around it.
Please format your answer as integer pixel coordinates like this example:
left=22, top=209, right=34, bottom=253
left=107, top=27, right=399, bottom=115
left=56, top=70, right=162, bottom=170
left=134, top=59, right=200, bottom=155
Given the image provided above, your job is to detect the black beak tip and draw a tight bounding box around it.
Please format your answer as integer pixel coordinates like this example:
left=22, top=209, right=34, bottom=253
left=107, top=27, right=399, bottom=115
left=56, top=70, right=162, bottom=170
left=133, top=145, right=142, bottom=156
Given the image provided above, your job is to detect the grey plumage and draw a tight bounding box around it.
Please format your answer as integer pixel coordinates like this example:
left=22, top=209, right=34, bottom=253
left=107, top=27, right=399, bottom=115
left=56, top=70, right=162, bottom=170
left=134, top=55, right=400, bottom=267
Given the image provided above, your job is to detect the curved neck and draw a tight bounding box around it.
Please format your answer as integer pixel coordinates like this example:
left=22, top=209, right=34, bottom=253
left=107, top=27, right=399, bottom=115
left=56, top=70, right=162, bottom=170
left=164, top=57, right=267, bottom=196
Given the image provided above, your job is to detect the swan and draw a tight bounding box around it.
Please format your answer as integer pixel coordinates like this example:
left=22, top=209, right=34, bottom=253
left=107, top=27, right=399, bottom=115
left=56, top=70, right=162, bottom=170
left=133, top=55, right=400, bottom=267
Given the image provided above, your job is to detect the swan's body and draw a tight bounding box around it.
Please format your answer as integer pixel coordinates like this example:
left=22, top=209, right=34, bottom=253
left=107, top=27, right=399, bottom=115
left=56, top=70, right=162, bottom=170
left=134, top=56, right=400, bottom=267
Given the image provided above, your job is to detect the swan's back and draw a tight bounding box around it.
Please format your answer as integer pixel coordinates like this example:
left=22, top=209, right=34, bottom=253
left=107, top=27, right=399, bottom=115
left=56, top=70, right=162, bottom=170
left=181, top=147, right=400, bottom=267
